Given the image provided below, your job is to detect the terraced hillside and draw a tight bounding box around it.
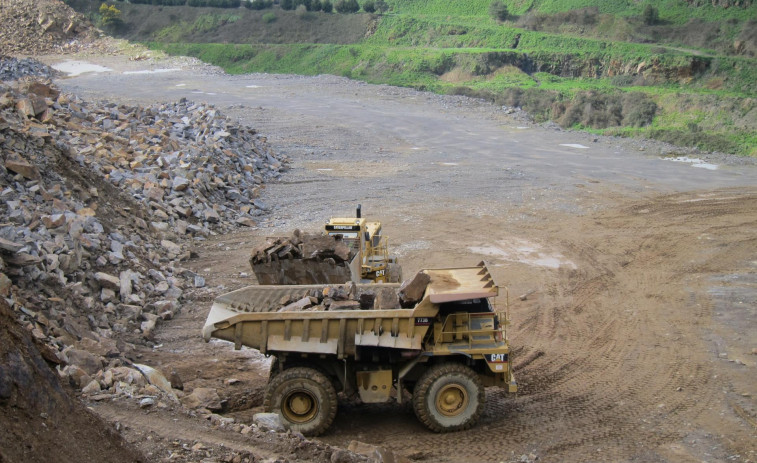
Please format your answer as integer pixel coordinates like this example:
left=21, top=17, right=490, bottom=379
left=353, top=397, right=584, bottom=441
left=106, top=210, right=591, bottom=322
left=67, top=0, right=756, bottom=152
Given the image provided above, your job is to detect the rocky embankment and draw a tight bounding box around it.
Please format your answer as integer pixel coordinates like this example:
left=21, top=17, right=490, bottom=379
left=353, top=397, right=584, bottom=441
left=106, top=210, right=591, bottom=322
left=0, top=0, right=96, bottom=55
left=0, top=56, right=286, bottom=411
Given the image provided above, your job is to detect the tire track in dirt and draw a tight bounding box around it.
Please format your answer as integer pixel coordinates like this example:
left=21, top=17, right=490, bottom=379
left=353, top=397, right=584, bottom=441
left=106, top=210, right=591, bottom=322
left=314, top=189, right=757, bottom=462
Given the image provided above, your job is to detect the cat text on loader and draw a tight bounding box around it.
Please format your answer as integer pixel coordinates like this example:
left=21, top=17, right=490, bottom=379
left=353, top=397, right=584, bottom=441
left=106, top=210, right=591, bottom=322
left=202, top=262, right=517, bottom=436
left=250, top=205, right=401, bottom=284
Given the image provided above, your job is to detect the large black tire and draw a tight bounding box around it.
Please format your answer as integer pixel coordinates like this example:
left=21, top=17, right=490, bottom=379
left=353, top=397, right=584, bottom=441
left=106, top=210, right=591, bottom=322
left=263, top=367, right=337, bottom=436
left=412, top=363, right=484, bottom=432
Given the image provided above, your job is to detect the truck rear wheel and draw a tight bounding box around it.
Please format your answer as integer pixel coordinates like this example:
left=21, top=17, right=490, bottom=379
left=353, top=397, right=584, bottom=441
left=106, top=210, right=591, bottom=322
left=263, top=367, right=337, bottom=436
left=412, top=363, right=484, bottom=432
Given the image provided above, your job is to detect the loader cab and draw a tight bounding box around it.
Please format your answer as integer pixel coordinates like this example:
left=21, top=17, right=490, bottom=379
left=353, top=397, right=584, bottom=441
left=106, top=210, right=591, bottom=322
left=324, top=205, right=395, bottom=283
left=325, top=217, right=364, bottom=255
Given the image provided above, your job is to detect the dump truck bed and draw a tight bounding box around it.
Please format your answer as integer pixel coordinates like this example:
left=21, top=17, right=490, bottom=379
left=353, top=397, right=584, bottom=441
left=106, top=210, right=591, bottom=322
left=202, top=264, right=499, bottom=357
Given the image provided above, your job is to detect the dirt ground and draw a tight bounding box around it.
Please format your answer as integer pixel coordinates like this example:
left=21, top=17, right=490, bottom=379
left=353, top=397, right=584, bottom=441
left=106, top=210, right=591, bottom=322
left=45, top=55, right=757, bottom=463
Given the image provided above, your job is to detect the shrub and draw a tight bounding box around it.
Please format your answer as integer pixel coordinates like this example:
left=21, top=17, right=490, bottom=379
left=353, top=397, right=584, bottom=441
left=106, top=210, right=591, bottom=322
left=622, top=94, right=657, bottom=127
left=245, top=0, right=272, bottom=9
left=280, top=0, right=294, bottom=10
left=362, top=0, right=375, bottom=13
left=554, top=91, right=657, bottom=129
left=322, top=0, right=333, bottom=12
left=489, top=1, right=508, bottom=22
left=311, top=0, right=322, bottom=11
left=611, top=75, right=636, bottom=87
left=295, top=4, right=308, bottom=17
left=296, top=0, right=312, bottom=10
left=335, top=0, right=359, bottom=13
left=186, top=0, right=241, bottom=6
left=642, top=5, right=659, bottom=25
left=98, top=3, right=124, bottom=29
left=262, top=11, right=277, bottom=22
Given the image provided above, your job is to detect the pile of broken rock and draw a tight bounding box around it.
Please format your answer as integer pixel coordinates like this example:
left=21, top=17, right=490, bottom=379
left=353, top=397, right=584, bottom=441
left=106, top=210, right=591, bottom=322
left=0, top=68, right=286, bottom=406
left=273, top=271, right=431, bottom=312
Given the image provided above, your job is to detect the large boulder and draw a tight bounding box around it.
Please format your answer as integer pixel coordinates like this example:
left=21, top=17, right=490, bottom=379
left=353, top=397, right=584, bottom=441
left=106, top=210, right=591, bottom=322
left=398, top=271, right=431, bottom=308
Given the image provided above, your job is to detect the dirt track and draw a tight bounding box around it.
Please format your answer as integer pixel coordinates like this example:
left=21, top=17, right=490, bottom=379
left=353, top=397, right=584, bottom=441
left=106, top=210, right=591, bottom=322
left=49, top=56, right=757, bottom=462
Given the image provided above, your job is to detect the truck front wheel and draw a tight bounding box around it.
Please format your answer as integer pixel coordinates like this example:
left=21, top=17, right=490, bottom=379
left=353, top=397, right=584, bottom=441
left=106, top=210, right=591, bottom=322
left=412, top=363, right=484, bottom=432
left=263, top=367, right=337, bottom=436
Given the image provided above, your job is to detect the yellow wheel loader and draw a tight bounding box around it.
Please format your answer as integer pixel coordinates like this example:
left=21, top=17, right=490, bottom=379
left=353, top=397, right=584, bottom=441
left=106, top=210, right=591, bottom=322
left=251, top=205, right=402, bottom=284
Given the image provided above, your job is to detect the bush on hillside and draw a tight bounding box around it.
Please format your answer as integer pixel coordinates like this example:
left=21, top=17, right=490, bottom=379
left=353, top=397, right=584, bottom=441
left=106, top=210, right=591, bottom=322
left=131, top=0, right=187, bottom=5
left=451, top=86, right=657, bottom=130
left=187, top=0, right=241, bottom=7
left=262, top=11, right=277, bottom=22
left=281, top=0, right=294, bottom=10
left=519, top=7, right=598, bottom=30
left=335, top=0, right=360, bottom=13
left=311, top=0, right=322, bottom=11
left=362, top=0, right=375, bottom=13
left=489, top=1, right=508, bottom=21
left=245, top=0, right=273, bottom=9
left=295, top=4, right=309, bottom=17
left=621, top=93, right=658, bottom=127
left=98, top=3, right=124, bottom=30
left=642, top=5, right=659, bottom=25
left=322, top=0, right=333, bottom=12
left=555, top=91, right=657, bottom=129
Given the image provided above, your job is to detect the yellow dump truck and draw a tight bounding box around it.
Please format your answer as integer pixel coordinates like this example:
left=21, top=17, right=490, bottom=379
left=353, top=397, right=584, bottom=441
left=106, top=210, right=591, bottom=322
left=202, top=262, right=516, bottom=436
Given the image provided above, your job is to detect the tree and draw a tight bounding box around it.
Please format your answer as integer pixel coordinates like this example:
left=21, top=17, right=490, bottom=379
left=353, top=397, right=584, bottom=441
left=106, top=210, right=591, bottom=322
left=489, top=0, right=508, bottom=21
left=362, top=0, right=375, bottom=13
left=335, top=0, right=359, bottom=13
left=281, top=0, right=294, bottom=10
left=98, top=3, right=123, bottom=29
left=322, top=0, right=333, bottom=12
left=642, top=5, right=659, bottom=25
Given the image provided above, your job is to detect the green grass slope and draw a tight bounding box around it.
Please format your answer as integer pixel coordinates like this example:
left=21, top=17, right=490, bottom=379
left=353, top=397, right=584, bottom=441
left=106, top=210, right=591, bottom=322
left=80, top=0, right=757, bottom=155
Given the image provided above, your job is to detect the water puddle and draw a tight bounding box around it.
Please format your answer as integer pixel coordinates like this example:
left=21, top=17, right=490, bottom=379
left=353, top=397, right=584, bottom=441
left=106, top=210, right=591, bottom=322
left=245, top=85, right=261, bottom=88
left=176, top=83, right=186, bottom=87
left=469, top=238, right=576, bottom=269
left=559, top=143, right=589, bottom=149
left=662, top=156, right=718, bottom=170
left=441, top=162, right=458, bottom=166
left=51, top=60, right=112, bottom=76
left=122, top=68, right=180, bottom=75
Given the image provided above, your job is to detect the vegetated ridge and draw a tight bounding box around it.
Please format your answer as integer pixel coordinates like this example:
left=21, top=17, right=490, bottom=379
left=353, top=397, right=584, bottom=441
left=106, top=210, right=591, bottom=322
left=65, top=0, right=757, bottom=156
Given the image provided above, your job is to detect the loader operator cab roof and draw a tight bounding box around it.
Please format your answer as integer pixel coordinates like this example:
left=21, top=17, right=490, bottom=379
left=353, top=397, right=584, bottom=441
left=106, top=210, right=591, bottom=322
left=325, top=218, right=383, bottom=248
